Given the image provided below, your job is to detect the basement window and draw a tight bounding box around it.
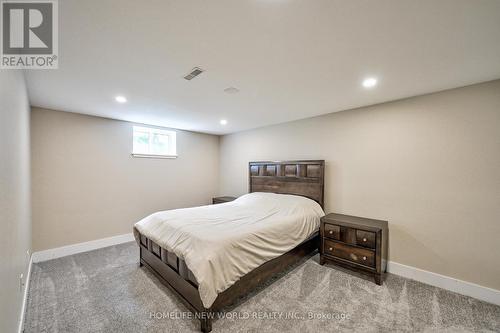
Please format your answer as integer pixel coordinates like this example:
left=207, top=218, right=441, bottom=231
left=132, top=126, right=177, bottom=159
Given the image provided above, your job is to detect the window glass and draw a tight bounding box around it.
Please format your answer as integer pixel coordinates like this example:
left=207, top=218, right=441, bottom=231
left=132, top=126, right=176, bottom=157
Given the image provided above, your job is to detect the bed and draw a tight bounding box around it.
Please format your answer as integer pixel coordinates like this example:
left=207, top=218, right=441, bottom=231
left=134, top=160, right=325, bottom=332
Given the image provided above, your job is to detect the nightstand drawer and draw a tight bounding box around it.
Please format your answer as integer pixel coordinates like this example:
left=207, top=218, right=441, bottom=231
left=356, top=230, right=376, bottom=249
left=324, top=239, right=375, bottom=268
left=324, top=224, right=357, bottom=244
left=324, top=223, right=340, bottom=240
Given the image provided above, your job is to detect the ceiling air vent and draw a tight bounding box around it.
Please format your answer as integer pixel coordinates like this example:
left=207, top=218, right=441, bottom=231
left=184, top=67, right=204, bottom=80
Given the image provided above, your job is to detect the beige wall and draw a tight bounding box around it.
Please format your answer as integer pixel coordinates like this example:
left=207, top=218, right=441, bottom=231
left=219, top=80, right=500, bottom=291
left=31, top=108, right=219, bottom=251
left=0, top=71, right=31, bottom=333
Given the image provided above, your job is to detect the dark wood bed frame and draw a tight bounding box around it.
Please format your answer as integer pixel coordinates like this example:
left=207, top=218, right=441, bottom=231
left=137, top=160, right=325, bottom=332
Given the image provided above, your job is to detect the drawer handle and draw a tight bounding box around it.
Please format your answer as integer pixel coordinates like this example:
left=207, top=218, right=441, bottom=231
left=363, top=256, right=367, bottom=260
left=329, top=230, right=333, bottom=234
left=329, top=247, right=333, bottom=251
left=363, top=238, right=367, bottom=242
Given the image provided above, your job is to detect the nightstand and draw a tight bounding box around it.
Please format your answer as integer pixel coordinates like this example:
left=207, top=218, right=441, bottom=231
left=212, top=196, right=237, bottom=204
left=320, top=213, right=388, bottom=285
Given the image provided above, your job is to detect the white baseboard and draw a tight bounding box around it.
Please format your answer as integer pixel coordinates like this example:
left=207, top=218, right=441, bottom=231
left=29, top=233, right=499, bottom=307
left=387, top=261, right=500, bottom=306
left=32, top=233, right=134, bottom=263
left=18, top=255, right=32, bottom=333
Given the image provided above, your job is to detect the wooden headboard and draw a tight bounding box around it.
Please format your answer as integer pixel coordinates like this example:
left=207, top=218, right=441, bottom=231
left=249, top=160, right=325, bottom=208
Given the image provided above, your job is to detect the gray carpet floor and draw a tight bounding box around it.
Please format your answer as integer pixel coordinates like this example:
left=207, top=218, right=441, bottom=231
left=24, top=242, right=500, bottom=332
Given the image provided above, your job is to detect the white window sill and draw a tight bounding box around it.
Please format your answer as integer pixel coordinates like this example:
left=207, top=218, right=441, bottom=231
left=131, top=153, right=178, bottom=159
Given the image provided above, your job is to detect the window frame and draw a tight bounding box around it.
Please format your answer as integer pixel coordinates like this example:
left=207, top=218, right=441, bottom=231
left=131, top=125, right=177, bottom=159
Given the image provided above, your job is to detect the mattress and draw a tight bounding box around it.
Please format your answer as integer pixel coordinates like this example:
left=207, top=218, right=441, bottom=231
left=134, top=192, right=325, bottom=308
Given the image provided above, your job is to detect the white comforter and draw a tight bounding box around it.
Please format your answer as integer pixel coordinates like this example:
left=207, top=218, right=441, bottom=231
left=134, top=192, right=324, bottom=308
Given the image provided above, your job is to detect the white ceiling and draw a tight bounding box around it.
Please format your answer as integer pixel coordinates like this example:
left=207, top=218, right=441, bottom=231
left=26, top=0, right=500, bottom=135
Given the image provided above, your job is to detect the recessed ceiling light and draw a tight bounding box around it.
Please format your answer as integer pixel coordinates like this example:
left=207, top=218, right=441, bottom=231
left=115, top=95, right=127, bottom=103
left=220, top=119, right=228, bottom=125
left=362, top=77, right=378, bottom=88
